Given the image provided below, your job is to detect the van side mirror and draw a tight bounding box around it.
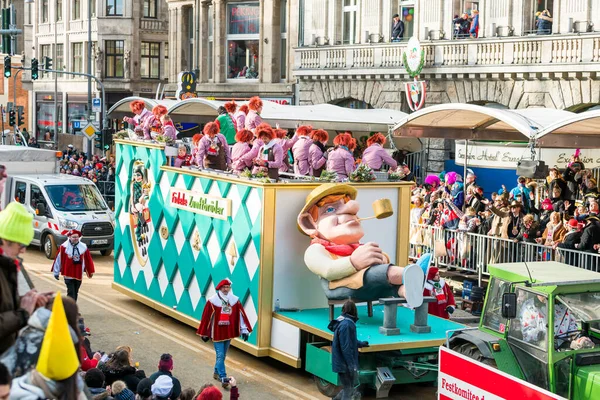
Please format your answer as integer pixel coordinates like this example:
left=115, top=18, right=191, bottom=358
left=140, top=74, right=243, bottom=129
left=36, top=203, right=46, bottom=216
left=501, top=293, right=517, bottom=319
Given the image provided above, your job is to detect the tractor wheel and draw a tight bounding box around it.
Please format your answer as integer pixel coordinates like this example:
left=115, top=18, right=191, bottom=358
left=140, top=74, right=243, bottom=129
left=313, top=375, right=342, bottom=397
left=452, top=342, right=497, bottom=368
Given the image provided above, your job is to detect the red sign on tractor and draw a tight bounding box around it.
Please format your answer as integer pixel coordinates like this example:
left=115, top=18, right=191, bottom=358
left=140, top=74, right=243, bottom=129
left=438, top=347, right=565, bottom=400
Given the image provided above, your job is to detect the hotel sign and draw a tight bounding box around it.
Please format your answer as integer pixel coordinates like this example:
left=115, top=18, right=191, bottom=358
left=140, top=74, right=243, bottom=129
left=169, top=188, right=231, bottom=220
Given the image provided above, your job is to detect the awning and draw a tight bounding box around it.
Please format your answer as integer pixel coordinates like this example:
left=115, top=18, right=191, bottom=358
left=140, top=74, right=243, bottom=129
left=106, top=97, right=176, bottom=120
left=535, top=110, right=600, bottom=148
left=166, top=98, right=225, bottom=123
left=392, top=103, right=573, bottom=143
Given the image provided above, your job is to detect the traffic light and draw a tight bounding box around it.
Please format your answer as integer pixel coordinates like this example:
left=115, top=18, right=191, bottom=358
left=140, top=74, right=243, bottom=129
left=3, top=55, right=10, bottom=78
left=1, top=8, right=10, bottom=55
left=94, top=131, right=103, bottom=149
left=31, top=58, right=38, bottom=80
left=8, top=110, right=15, bottom=126
left=44, top=56, right=52, bottom=70
left=17, top=108, right=24, bottom=126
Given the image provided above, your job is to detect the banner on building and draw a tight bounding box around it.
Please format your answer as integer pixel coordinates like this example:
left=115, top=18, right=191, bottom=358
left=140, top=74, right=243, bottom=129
left=455, top=142, right=600, bottom=170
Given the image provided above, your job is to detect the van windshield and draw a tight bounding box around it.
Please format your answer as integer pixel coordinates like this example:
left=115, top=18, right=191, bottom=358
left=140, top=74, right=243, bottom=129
left=46, top=184, right=107, bottom=212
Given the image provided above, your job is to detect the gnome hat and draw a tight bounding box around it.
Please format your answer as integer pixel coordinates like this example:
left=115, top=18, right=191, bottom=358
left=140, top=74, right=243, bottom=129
left=36, top=293, right=80, bottom=381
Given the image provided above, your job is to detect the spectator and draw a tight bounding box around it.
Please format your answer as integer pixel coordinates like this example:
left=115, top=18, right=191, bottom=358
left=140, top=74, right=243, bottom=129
left=466, top=186, right=485, bottom=214
left=469, top=10, right=479, bottom=38
left=9, top=295, right=86, bottom=399
left=136, top=378, right=153, bottom=400
left=391, top=14, right=404, bottom=41
left=328, top=300, right=369, bottom=400
left=515, top=214, right=540, bottom=243
left=537, top=9, right=553, bottom=35
left=151, top=375, right=173, bottom=400
left=547, top=168, right=567, bottom=200
left=557, top=219, right=584, bottom=265
left=85, top=368, right=114, bottom=400
left=197, top=378, right=239, bottom=400
left=453, top=13, right=470, bottom=38
left=99, top=349, right=143, bottom=391
left=400, top=163, right=415, bottom=182
left=0, top=295, right=81, bottom=378
left=537, top=212, right=566, bottom=247
left=464, top=169, right=476, bottom=191
left=483, top=194, right=511, bottom=238
left=577, top=215, right=600, bottom=253
left=179, top=387, right=197, bottom=400
left=112, top=380, right=135, bottom=400
left=0, top=202, right=50, bottom=354
left=0, top=363, right=10, bottom=400
left=509, top=176, right=532, bottom=213
left=149, top=354, right=181, bottom=400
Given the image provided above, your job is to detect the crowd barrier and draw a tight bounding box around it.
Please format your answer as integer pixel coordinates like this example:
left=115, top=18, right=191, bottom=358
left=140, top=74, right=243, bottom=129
left=408, top=223, right=600, bottom=286
left=96, top=180, right=115, bottom=206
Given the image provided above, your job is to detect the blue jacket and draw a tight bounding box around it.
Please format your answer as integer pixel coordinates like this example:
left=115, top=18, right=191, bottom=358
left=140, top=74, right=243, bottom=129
left=328, top=313, right=368, bottom=373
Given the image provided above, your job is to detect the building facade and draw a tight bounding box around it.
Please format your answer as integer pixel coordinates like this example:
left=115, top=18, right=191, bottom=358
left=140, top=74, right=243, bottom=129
left=165, top=0, right=298, bottom=103
left=24, top=0, right=169, bottom=143
left=295, top=0, right=600, bottom=172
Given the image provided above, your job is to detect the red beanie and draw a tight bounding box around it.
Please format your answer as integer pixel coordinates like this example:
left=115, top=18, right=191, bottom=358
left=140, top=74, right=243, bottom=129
left=197, top=386, right=222, bottom=400
left=427, top=267, right=439, bottom=281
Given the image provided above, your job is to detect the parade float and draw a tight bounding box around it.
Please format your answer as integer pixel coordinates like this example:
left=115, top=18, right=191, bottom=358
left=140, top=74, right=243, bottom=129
left=112, top=138, right=464, bottom=397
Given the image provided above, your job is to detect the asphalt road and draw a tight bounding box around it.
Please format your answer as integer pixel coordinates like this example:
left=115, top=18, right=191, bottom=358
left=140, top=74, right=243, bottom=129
left=21, top=248, right=437, bottom=400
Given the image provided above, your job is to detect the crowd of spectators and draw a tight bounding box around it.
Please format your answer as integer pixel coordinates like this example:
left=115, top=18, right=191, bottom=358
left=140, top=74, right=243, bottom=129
left=59, top=145, right=116, bottom=184
left=409, top=154, right=600, bottom=268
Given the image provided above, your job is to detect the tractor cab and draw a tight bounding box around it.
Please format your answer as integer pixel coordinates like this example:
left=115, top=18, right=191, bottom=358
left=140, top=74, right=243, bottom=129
left=450, top=262, right=600, bottom=399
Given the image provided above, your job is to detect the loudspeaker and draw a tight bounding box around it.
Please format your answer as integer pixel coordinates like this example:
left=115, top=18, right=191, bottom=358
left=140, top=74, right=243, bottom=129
left=517, top=160, right=549, bottom=179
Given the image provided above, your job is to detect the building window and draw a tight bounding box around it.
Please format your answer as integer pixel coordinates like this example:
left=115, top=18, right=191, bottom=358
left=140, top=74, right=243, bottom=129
left=400, top=2, right=415, bottom=39
left=72, top=42, right=83, bottom=73
left=106, top=0, right=123, bottom=16
left=143, top=0, right=157, bottom=18
left=56, top=44, right=64, bottom=77
left=41, top=0, right=49, bottom=23
left=164, top=42, right=169, bottom=79
left=141, top=42, right=160, bottom=79
left=280, top=0, right=287, bottom=80
left=56, top=0, right=62, bottom=21
left=91, top=0, right=96, bottom=16
left=298, top=0, right=304, bottom=46
left=208, top=5, right=213, bottom=80
left=227, top=2, right=260, bottom=79
left=342, top=0, right=358, bottom=45
left=105, top=40, right=124, bottom=78
left=532, top=0, right=553, bottom=33
left=40, top=45, right=51, bottom=78
left=73, top=0, right=80, bottom=20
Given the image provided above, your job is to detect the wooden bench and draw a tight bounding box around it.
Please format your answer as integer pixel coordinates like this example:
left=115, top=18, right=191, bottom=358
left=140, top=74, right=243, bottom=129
left=328, top=299, right=373, bottom=321
left=378, top=297, right=437, bottom=336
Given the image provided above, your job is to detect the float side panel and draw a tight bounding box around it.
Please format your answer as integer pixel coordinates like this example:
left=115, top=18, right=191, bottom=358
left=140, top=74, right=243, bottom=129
left=114, top=142, right=263, bottom=346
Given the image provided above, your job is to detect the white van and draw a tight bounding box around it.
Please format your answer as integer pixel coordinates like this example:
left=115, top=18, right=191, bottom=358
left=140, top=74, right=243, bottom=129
left=1, top=146, right=115, bottom=258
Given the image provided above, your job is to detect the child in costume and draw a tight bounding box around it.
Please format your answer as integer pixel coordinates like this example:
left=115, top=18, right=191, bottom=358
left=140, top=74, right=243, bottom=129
left=297, top=183, right=426, bottom=307
left=197, top=279, right=251, bottom=388
left=423, top=267, right=456, bottom=319
left=51, top=230, right=95, bottom=302
left=173, top=145, right=192, bottom=168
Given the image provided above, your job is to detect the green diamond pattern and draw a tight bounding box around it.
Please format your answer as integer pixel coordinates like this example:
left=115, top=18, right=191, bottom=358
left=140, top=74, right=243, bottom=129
left=115, top=143, right=262, bottom=345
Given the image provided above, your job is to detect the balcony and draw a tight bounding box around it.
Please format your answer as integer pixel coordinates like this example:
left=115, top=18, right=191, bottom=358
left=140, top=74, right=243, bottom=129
left=140, top=19, right=167, bottom=32
left=294, top=33, right=600, bottom=79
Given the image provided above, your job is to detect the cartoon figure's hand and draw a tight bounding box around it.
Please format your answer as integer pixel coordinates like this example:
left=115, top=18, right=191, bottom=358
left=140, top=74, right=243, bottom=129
left=350, top=242, right=385, bottom=270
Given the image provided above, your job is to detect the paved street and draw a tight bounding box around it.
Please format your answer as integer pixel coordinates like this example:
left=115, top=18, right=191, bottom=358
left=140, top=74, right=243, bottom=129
left=21, top=248, right=436, bottom=400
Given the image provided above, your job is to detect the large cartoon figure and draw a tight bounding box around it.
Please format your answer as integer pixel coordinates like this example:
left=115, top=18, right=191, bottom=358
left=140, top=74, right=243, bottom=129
left=297, top=183, right=425, bottom=308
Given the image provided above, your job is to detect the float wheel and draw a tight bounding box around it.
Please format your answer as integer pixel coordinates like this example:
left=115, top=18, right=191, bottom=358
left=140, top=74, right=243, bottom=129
left=313, top=375, right=342, bottom=397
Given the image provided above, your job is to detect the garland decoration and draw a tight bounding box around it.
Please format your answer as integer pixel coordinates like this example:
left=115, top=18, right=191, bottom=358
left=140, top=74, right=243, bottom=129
left=402, top=49, right=425, bottom=78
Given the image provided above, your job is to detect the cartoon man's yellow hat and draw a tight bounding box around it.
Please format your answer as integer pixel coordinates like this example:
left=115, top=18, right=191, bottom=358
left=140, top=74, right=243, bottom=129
left=297, top=183, right=357, bottom=234
left=36, top=293, right=80, bottom=380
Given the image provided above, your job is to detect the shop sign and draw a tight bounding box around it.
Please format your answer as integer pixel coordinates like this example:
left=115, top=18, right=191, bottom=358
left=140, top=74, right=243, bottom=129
left=455, top=142, right=600, bottom=169
left=176, top=71, right=198, bottom=100
left=439, top=347, right=565, bottom=400
left=169, top=188, right=231, bottom=220
left=264, top=98, right=292, bottom=105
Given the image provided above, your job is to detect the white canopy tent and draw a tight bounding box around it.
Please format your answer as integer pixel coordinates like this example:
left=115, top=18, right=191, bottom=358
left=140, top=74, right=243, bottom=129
left=535, top=110, right=600, bottom=148
left=106, top=97, right=176, bottom=120
left=392, top=103, right=574, bottom=143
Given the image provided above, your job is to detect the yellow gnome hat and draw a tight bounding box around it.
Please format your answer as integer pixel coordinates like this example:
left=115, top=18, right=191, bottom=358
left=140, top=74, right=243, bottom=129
left=36, top=293, right=80, bottom=380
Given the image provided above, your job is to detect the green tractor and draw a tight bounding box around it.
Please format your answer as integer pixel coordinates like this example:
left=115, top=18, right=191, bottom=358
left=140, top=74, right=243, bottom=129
left=449, top=261, right=600, bottom=399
